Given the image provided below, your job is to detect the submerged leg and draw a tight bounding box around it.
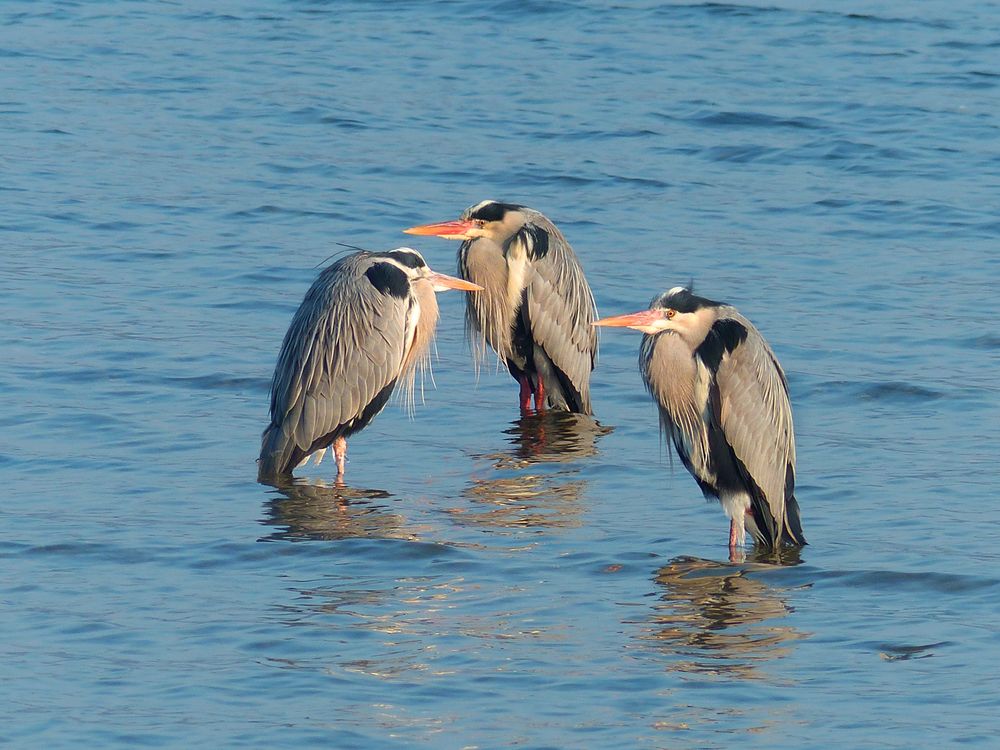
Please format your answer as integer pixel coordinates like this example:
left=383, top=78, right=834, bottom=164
left=533, top=379, right=546, bottom=413
left=728, top=513, right=747, bottom=549
left=333, top=436, right=347, bottom=484
left=518, top=376, right=533, bottom=413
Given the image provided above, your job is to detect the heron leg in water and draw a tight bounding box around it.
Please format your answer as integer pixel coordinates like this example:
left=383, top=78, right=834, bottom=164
left=729, top=512, right=748, bottom=549
left=518, top=376, right=532, bottom=413
left=533, top=379, right=546, bottom=413
left=728, top=508, right=756, bottom=551
left=333, top=436, right=347, bottom=482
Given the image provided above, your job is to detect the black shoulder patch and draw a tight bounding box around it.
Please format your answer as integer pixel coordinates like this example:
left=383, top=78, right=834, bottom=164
left=696, top=318, right=748, bottom=372
left=365, top=262, right=409, bottom=299
left=522, top=224, right=549, bottom=260
left=383, top=249, right=425, bottom=269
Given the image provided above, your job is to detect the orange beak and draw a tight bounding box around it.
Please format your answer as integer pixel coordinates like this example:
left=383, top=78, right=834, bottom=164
left=426, top=271, right=483, bottom=292
left=403, top=219, right=476, bottom=240
left=593, top=309, right=666, bottom=332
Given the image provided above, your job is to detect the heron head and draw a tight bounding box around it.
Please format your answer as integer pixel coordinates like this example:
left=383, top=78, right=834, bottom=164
left=403, top=200, right=528, bottom=242
left=594, top=287, right=722, bottom=340
left=381, top=248, right=483, bottom=293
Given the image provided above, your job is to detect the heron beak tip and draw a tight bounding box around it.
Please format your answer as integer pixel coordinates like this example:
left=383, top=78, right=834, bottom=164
left=593, top=310, right=664, bottom=331
left=403, top=219, right=475, bottom=239
left=428, top=272, right=482, bottom=292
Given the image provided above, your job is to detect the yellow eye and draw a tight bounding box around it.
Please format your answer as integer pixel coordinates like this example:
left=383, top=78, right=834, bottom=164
left=665, top=309, right=676, bottom=320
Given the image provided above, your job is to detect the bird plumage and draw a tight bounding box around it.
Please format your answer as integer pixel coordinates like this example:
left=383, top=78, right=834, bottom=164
left=407, top=201, right=598, bottom=414
left=258, top=248, right=473, bottom=482
left=598, top=287, right=804, bottom=549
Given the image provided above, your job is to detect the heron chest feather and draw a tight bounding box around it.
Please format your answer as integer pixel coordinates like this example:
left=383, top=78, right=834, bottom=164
left=401, top=282, right=438, bottom=376
left=462, top=239, right=518, bottom=361
left=644, top=333, right=714, bottom=480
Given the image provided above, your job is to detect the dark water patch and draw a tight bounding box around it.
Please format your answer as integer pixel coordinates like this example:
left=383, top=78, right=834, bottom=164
left=842, top=12, right=953, bottom=29
left=818, top=139, right=916, bottom=164
left=23, top=542, right=161, bottom=566
left=197, top=536, right=469, bottom=569
left=935, top=39, right=1000, bottom=50
left=319, top=115, right=368, bottom=129
left=27, top=364, right=270, bottom=396
left=702, top=144, right=781, bottom=163
left=532, top=128, right=660, bottom=142
left=164, top=373, right=270, bottom=393
left=662, top=3, right=787, bottom=19
left=90, top=221, right=142, bottom=232
left=211, top=298, right=296, bottom=313
left=686, top=110, right=826, bottom=131
left=287, top=107, right=370, bottom=130
left=815, top=567, right=999, bottom=595
left=32, top=366, right=125, bottom=385
left=801, top=379, right=950, bottom=405
left=965, top=334, right=1000, bottom=350
left=225, top=204, right=352, bottom=221
left=934, top=73, right=999, bottom=90
left=43, top=211, right=89, bottom=226
left=872, top=641, right=952, bottom=661
left=814, top=197, right=906, bottom=210
left=519, top=172, right=603, bottom=188
left=860, top=381, right=945, bottom=403
left=602, top=174, right=671, bottom=190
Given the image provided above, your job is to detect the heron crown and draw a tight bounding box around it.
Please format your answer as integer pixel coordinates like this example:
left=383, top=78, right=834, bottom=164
left=463, top=200, right=526, bottom=223
left=652, top=287, right=723, bottom=314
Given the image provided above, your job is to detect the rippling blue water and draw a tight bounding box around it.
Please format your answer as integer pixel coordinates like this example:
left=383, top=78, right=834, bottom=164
left=3, top=1, right=999, bottom=747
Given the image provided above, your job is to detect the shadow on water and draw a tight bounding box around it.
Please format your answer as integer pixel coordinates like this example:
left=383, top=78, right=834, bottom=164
left=259, top=480, right=417, bottom=542
left=449, top=413, right=610, bottom=531
left=639, top=552, right=809, bottom=680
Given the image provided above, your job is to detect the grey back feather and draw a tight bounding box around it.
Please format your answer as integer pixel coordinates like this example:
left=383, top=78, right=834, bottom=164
left=711, top=309, right=798, bottom=542
left=259, top=253, right=410, bottom=479
left=522, top=214, right=597, bottom=413
left=458, top=209, right=597, bottom=412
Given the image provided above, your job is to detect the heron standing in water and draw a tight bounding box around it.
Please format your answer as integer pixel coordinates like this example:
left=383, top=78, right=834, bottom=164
left=594, top=286, right=805, bottom=551
left=258, top=248, right=481, bottom=483
left=405, top=201, right=598, bottom=415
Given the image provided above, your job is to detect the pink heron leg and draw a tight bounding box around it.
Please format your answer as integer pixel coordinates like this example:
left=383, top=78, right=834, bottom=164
left=519, top=376, right=533, bottom=413
left=333, top=436, right=347, bottom=484
left=533, top=379, right=546, bottom=413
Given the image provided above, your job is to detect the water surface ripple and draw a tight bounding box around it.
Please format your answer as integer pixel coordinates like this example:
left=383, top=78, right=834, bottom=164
left=2, top=1, right=999, bottom=747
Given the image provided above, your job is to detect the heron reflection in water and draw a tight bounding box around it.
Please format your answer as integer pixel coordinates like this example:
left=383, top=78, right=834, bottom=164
left=642, top=553, right=806, bottom=681
left=451, top=412, right=609, bottom=531
left=260, top=480, right=417, bottom=543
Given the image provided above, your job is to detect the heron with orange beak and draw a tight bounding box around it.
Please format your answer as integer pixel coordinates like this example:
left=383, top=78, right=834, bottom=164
left=595, top=286, right=805, bottom=552
left=405, top=201, right=598, bottom=415
left=258, top=248, right=482, bottom=483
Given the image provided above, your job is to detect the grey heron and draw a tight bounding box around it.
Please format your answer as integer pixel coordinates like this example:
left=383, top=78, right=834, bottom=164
left=258, top=248, right=481, bottom=483
left=594, top=286, right=805, bottom=551
left=404, top=201, right=598, bottom=415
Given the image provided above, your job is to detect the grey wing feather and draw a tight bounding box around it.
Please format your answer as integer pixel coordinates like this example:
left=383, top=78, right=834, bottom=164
left=712, top=311, right=798, bottom=541
left=259, top=261, right=407, bottom=479
left=524, top=222, right=598, bottom=413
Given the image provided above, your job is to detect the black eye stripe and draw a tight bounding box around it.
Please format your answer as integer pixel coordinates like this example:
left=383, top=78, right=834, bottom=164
left=383, top=250, right=426, bottom=269
left=650, top=288, right=722, bottom=313
left=465, top=201, right=524, bottom=223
